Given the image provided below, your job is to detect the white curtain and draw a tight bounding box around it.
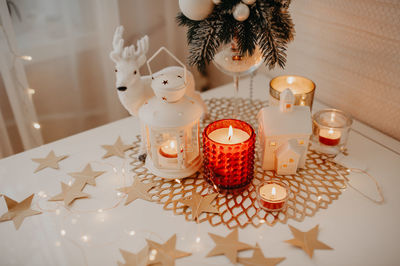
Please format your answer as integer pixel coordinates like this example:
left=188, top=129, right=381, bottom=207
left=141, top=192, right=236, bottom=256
left=0, top=0, right=186, bottom=157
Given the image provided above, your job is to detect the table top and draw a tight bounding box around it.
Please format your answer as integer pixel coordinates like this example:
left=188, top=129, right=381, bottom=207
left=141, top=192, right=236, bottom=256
left=1, top=74, right=400, bottom=266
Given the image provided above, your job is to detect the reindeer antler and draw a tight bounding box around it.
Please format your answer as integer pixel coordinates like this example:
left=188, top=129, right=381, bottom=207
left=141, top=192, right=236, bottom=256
left=110, top=25, right=149, bottom=66
left=110, top=25, right=124, bottom=63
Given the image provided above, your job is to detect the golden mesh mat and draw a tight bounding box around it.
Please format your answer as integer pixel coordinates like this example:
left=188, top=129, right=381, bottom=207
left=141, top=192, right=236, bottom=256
left=128, top=98, right=348, bottom=228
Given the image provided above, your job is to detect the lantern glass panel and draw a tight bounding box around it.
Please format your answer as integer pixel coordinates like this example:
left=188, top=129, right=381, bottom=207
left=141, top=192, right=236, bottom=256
left=185, top=122, right=200, bottom=165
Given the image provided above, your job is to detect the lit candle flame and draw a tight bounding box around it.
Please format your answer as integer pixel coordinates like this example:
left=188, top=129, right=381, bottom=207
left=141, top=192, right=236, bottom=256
left=328, top=128, right=334, bottom=135
left=271, top=186, right=276, bottom=198
left=286, top=76, right=295, bottom=84
left=170, top=140, right=175, bottom=149
left=228, top=125, right=233, bottom=141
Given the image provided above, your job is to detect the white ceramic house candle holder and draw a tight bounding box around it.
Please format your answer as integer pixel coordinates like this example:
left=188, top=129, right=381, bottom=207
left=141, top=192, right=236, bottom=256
left=257, top=89, right=312, bottom=175
left=138, top=47, right=203, bottom=179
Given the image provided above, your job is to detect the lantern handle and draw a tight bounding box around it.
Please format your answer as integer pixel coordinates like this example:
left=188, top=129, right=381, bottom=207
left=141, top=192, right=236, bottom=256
left=146, top=47, right=187, bottom=85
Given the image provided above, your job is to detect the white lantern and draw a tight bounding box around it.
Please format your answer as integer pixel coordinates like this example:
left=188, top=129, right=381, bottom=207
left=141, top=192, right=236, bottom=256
left=139, top=47, right=203, bottom=179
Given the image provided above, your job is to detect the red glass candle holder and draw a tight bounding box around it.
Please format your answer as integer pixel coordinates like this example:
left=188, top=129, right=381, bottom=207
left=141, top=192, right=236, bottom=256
left=203, top=119, right=256, bottom=191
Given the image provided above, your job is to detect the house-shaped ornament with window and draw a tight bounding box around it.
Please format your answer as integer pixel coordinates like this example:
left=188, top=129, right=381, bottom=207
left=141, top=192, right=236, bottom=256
left=257, top=88, right=312, bottom=175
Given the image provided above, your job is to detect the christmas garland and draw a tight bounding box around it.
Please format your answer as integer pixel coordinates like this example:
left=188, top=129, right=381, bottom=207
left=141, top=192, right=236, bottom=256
left=177, top=0, right=294, bottom=73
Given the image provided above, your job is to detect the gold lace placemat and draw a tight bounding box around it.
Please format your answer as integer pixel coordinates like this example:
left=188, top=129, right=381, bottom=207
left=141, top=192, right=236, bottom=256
left=128, top=98, right=348, bottom=229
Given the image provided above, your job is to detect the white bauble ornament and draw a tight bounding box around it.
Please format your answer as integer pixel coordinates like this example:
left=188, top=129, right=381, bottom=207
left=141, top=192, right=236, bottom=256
left=212, top=0, right=221, bottom=4
left=179, top=0, right=214, bottom=21
left=242, top=0, right=256, bottom=5
left=233, top=3, right=250, bottom=21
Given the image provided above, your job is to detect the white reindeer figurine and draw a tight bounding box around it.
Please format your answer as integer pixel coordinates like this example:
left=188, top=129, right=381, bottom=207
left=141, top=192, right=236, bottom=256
left=110, top=26, right=207, bottom=158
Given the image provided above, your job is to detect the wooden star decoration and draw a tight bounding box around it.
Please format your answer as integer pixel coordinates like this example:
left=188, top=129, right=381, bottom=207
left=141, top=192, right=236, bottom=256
left=68, top=164, right=106, bottom=187
left=117, top=246, right=149, bottom=266
left=101, top=136, right=133, bottom=159
left=146, top=234, right=191, bottom=266
left=32, top=150, right=68, bottom=173
left=0, top=194, right=42, bottom=230
left=285, top=224, right=333, bottom=258
left=206, top=228, right=254, bottom=264
left=48, top=182, right=89, bottom=206
left=118, top=178, right=156, bottom=205
left=238, top=243, right=285, bottom=266
left=179, top=190, right=219, bottom=222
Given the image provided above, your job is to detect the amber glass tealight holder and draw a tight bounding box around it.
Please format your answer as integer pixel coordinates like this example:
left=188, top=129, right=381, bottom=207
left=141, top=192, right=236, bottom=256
left=312, top=109, right=352, bottom=155
left=257, top=180, right=289, bottom=212
left=269, top=75, right=316, bottom=109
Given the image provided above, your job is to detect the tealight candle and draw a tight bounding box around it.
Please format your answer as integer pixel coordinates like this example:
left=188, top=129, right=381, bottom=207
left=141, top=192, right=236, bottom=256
left=257, top=181, right=289, bottom=211
left=312, top=109, right=352, bottom=154
left=159, top=140, right=178, bottom=158
left=208, top=125, right=250, bottom=144
left=269, top=75, right=316, bottom=109
left=319, top=128, right=341, bottom=146
left=203, top=119, right=256, bottom=191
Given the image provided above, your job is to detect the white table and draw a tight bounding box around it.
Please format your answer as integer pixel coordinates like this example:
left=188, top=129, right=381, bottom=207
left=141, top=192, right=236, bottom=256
left=1, top=74, right=400, bottom=266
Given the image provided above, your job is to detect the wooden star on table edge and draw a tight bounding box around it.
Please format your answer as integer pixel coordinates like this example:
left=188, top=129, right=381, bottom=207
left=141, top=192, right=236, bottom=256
left=48, top=182, right=89, bottom=206
left=285, top=224, right=333, bottom=258
left=68, top=163, right=106, bottom=187
left=32, top=150, right=68, bottom=173
left=179, top=190, right=219, bottom=222
left=146, top=234, right=191, bottom=266
left=101, top=136, right=133, bottom=159
left=117, top=245, right=149, bottom=266
left=238, top=243, right=286, bottom=266
left=0, top=194, right=42, bottom=230
left=118, top=178, right=156, bottom=205
left=207, top=228, right=254, bottom=264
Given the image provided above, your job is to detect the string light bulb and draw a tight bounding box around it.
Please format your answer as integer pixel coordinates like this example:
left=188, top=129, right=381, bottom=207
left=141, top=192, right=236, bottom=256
left=19, top=55, right=32, bottom=61
left=33, top=122, right=41, bottom=129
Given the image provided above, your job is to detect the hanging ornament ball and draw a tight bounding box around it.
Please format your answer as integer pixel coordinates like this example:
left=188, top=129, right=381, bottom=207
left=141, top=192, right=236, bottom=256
left=242, top=0, right=256, bottom=5
left=179, top=0, right=214, bottom=21
left=233, top=3, right=250, bottom=21
left=212, top=0, right=221, bottom=4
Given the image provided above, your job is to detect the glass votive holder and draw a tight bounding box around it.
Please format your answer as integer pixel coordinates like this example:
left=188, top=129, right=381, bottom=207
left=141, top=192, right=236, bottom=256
left=269, top=75, right=316, bottom=109
left=203, top=119, right=256, bottom=192
left=312, top=109, right=353, bottom=155
left=257, top=180, right=289, bottom=212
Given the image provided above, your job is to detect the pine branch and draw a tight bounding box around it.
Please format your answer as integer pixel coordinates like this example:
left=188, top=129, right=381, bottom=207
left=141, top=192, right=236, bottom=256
left=188, top=20, right=221, bottom=73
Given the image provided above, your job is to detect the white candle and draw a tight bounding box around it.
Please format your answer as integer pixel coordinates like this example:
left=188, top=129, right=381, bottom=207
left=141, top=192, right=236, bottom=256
left=159, top=140, right=178, bottom=158
left=259, top=183, right=287, bottom=201
left=208, top=125, right=250, bottom=144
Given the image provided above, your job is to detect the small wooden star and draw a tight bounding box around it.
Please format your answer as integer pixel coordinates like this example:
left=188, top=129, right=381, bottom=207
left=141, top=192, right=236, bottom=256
left=207, top=228, right=254, bottom=263
left=32, top=150, right=68, bottom=173
left=146, top=234, right=191, bottom=266
left=179, top=190, right=219, bottom=222
left=162, top=80, right=168, bottom=85
left=238, top=243, right=285, bottom=266
left=117, top=246, right=149, bottom=266
left=285, top=224, right=333, bottom=258
left=118, top=178, right=156, bottom=205
left=48, top=182, right=89, bottom=206
left=68, top=164, right=106, bottom=187
left=101, top=137, right=133, bottom=159
left=0, top=194, right=42, bottom=230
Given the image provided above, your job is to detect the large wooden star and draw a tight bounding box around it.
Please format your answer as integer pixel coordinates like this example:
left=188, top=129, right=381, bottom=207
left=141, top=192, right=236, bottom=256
left=101, top=137, right=133, bottom=159
left=68, top=164, right=106, bottom=187
left=32, top=150, right=68, bottom=173
left=238, top=243, right=285, bottom=266
left=49, top=182, right=89, bottom=206
left=117, top=246, right=149, bottom=266
left=207, top=228, right=254, bottom=263
left=146, top=234, right=191, bottom=266
left=0, top=194, right=42, bottom=230
left=180, top=190, right=219, bottom=221
left=285, top=224, right=333, bottom=258
left=118, top=178, right=156, bottom=205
